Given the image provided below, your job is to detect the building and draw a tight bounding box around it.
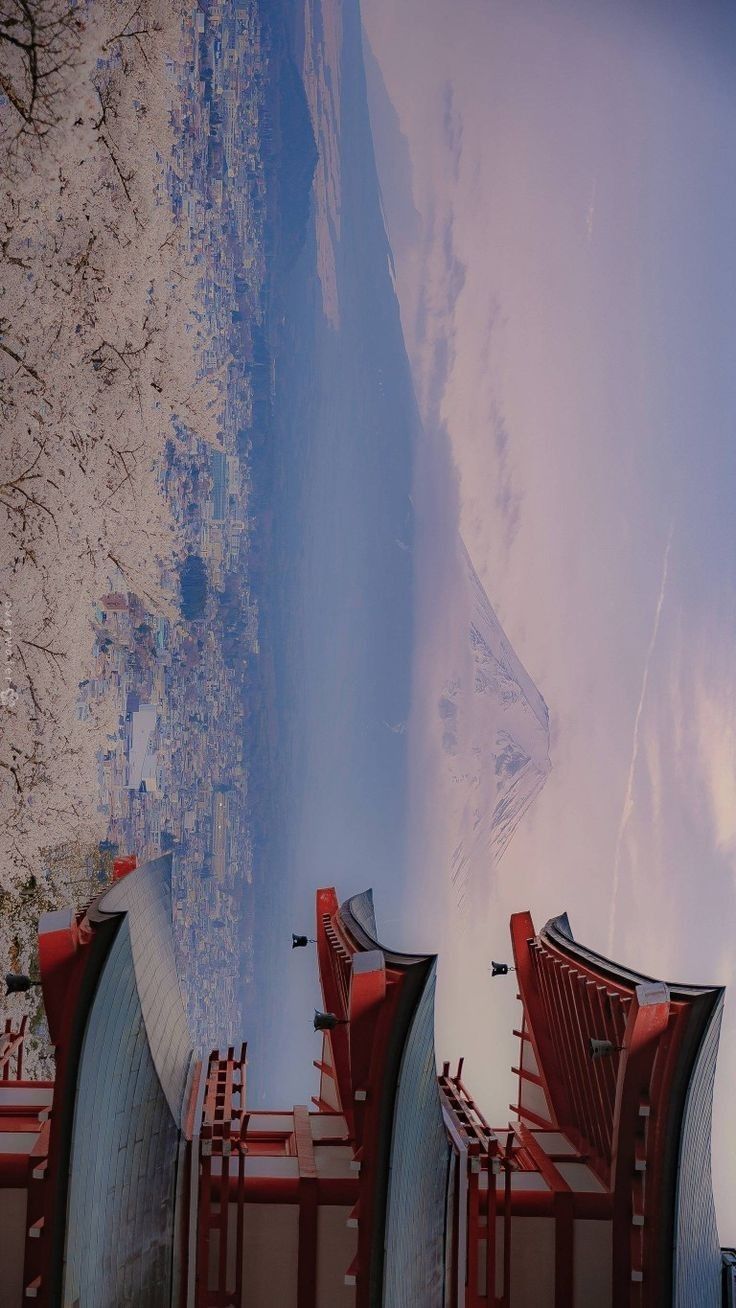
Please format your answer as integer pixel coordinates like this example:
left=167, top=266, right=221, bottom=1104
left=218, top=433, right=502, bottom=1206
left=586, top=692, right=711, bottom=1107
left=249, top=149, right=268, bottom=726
left=0, top=855, right=729, bottom=1306
left=126, top=703, right=159, bottom=791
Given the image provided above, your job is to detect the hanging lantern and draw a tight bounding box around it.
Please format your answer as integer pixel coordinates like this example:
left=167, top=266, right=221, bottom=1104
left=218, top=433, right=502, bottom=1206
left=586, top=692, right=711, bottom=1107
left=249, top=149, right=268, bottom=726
left=489, top=961, right=513, bottom=978
left=589, top=1037, right=621, bottom=1060
left=313, top=1010, right=346, bottom=1032
left=5, top=973, right=40, bottom=996
left=292, top=934, right=310, bottom=949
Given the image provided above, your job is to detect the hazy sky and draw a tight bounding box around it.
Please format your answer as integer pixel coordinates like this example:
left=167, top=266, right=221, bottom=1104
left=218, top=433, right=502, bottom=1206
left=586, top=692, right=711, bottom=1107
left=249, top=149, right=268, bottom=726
left=362, top=0, right=736, bottom=1234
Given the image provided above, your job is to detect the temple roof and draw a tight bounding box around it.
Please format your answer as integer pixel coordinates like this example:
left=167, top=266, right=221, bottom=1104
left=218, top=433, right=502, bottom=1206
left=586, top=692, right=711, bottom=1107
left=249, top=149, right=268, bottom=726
left=512, top=908, right=724, bottom=1307
left=39, top=854, right=195, bottom=1308
left=335, top=890, right=450, bottom=1308
left=542, top=913, right=724, bottom=1308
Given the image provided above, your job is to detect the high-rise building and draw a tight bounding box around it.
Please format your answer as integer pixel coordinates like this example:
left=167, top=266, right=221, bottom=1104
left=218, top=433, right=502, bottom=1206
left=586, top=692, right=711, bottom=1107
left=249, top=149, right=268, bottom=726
left=0, top=855, right=728, bottom=1305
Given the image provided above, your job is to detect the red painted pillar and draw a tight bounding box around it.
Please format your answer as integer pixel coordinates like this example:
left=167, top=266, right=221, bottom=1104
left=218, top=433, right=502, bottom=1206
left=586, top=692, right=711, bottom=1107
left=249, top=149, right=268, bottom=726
left=0, top=1153, right=30, bottom=1187
left=295, top=1106, right=318, bottom=1308
left=466, top=1153, right=481, bottom=1307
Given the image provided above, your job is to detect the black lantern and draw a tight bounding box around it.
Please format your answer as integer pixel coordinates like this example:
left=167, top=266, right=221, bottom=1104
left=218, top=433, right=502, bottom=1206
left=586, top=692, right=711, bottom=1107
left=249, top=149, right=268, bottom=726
left=588, top=1037, right=622, bottom=1060
left=292, top=934, right=310, bottom=949
left=5, top=973, right=41, bottom=996
left=489, top=961, right=514, bottom=978
left=313, top=1010, right=346, bottom=1032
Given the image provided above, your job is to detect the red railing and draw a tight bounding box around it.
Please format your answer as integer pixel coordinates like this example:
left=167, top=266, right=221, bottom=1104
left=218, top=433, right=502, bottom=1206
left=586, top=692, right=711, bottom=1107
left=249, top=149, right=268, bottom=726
left=196, top=1044, right=248, bottom=1308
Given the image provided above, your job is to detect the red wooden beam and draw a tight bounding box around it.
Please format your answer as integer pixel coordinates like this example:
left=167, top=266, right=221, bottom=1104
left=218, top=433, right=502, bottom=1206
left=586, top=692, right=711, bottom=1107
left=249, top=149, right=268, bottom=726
left=486, top=1158, right=497, bottom=1302
left=578, top=979, right=614, bottom=1159
left=311, top=1096, right=336, bottom=1114
left=501, top=1137, right=513, bottom=1308
left=511, top=1065, right=543, bottom=1088
left=513, top=1125, right=575, bottom=1307
left=481, top=1187, right=612, bottom=1220
left=545, top=957, right=598, bottom=1155
left=196, top=1148, right=212, bottom=1308
left=351, top=968, right=406, bottom=1308
left=294, top=1105, right=318, bottom=1308
left=554, top=1192, right=575, bottom=1308
left=510, top=914, right=572, bottom=1128
left=234, top=1144, right=245, bottom=1306
left=555, top=962, right=602, bottom=1155
left=209, top=1170, right=358, bottom=1206
left=466, top=1161, right=481, bottom=1307
left=610, top=984, right=670, bottom=1305
left=511, top=1102, right=553, bottom=1131
left=0, top=1153, right=30, bottom=1186
left=315, top=891, right=354, bottom=1124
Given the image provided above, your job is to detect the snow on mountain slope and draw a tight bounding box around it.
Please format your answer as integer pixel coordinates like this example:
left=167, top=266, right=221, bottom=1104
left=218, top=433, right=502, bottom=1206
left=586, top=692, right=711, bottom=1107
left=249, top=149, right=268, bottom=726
left=429, top=540, right=551, bottom=913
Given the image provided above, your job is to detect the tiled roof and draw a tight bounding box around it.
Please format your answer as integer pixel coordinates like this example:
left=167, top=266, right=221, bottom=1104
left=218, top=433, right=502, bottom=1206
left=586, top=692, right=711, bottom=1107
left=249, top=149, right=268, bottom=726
left=62, top=855, right=195, bottom=1308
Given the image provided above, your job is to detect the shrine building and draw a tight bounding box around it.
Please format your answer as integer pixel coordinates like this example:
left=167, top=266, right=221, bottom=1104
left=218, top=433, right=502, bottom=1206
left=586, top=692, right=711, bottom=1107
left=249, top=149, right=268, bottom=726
left=0, top=854, right=728, bottom=1306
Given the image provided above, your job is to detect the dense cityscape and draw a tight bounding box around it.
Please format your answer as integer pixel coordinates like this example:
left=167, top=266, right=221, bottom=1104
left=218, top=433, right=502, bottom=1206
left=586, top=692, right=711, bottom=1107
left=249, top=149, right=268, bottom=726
left=76, top=0, right=281, bottom=1046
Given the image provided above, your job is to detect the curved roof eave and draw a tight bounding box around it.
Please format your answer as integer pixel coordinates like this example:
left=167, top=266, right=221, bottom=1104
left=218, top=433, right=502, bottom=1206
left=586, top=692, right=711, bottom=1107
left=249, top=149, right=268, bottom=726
left=543, top=912, right=725, bottom=1004
left=340, top=889, right=437, bottom=971
left=90, top=853, right=195, bottom=1126
left=36, top=854, right=194, bottom=1307
left=60, top=856, right=194, bottom=1308
left=543, top=910, right=724, bottom=1308
left=672, top=991, right=723, bottom=1308
left=338, top=890, right=448, bottom=1308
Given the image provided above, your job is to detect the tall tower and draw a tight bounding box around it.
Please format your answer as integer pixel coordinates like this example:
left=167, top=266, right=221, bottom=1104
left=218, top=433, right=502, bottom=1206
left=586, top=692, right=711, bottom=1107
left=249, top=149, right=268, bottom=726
left=0, top=855, right=728, bottom=1306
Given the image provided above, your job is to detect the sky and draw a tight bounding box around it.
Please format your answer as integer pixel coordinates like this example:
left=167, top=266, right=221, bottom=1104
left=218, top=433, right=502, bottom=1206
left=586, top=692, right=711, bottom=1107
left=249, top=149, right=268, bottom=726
left=361, top=0, right=736, bottom=1237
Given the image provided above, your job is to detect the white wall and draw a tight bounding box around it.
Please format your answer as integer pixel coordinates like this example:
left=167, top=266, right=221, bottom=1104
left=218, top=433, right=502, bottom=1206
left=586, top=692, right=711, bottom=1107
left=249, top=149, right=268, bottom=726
left=574, top=1219, right=612, bottom=1308
left=241, top=1203, right=299, bottom=1308
left=317, top=1206, right=357, bottom=1308
left=496, top=1216, right=555, bottom=1307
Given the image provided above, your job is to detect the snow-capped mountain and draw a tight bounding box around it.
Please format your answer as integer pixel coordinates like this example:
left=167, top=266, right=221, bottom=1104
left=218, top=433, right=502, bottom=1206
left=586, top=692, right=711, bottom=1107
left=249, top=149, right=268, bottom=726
left=434, top=541, right=551, bottom=912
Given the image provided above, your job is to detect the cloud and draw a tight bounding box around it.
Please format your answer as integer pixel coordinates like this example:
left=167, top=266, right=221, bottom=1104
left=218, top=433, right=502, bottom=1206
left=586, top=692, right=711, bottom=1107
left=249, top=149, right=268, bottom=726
left=693, top=673, right=736, bottom=864
left=409, top=205, right=468, bottom=422
left=491, top=405, right=522, bottom=555
left=607, top=522, right=674, bottom=952
left=441, top=214, right=467, bottom=306
left=441, top=81, right=464, bottom=178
